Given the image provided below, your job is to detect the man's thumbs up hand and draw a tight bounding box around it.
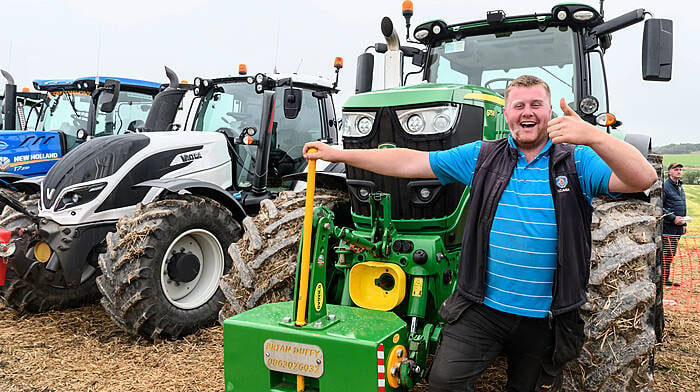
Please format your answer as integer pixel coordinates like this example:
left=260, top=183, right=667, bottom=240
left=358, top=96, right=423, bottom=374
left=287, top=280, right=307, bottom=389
left=547, top=97, right=600, bottom=146
left=559, top=97, right=580, bottom=119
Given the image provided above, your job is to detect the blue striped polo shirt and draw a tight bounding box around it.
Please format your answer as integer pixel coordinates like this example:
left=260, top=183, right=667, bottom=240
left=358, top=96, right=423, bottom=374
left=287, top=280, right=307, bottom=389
left=429, top=136, right=612, bottom=318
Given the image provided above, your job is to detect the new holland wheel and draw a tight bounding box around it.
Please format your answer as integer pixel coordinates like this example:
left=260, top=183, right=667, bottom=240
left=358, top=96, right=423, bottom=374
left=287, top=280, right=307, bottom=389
left=562, top=153, right=663, bottom=391
left=218, top=189, right=349, bottom=323
left=0, top=194, right=102, bottom=312
left=97, top=195, right=241, bottom=339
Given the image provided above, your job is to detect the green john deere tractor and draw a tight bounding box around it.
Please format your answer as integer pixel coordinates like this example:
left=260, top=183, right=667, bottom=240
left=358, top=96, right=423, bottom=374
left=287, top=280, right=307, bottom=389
left=222, top=3, right=672, bottom=391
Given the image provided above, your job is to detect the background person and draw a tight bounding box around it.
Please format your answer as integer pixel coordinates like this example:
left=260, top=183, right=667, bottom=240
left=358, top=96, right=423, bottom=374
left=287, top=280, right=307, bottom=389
left=303, top=75, right=657, bottom=391
left=662, top=163, right=687, bottom=287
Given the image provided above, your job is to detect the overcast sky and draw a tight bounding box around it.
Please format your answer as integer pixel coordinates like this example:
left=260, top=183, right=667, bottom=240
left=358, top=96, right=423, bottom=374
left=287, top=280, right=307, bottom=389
left=0, top=0, right=692, bottom=146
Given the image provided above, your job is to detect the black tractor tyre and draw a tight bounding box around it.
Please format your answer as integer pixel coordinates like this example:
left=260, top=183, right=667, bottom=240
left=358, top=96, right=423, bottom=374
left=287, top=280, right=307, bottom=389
left=562, top=153, right=663, bottom=391
left=218, top=189, right=350, bottom=323
left=0, top=195, right=102, bottom=312
left=97, top=195, right=241, bottom=339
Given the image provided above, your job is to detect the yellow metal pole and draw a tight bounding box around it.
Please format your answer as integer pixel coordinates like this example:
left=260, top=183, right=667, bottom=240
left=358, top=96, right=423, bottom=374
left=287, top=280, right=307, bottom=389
left=295, top=147, right=317, bottom=392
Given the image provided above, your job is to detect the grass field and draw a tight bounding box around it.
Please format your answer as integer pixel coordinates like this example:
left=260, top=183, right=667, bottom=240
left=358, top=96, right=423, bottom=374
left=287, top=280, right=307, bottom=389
left=663, top=153, right=700, bottom=168
left=681, top=185, right=700, bottom=234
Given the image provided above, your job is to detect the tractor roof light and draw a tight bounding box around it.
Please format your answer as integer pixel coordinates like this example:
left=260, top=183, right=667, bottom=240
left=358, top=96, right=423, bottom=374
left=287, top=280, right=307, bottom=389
left=21, top=87, right=30, bottom=92
left=194, top=78, right=202, bottom=87
left=414, top=29, right=429, bottom=40
left=579, top=96, right=599, bottom=115
left=255, top=73, right=265, bottom=84
left=334, top=57, right=344, bottom=69
left=551, top=4, right=601, bottom=27
left=239, top=64, right=247, bottom=75
left=573, top=10, right=595, bottom=22
left=413, top=20, right=448, bottom=45
left=402, top=0, right=413, bottom=16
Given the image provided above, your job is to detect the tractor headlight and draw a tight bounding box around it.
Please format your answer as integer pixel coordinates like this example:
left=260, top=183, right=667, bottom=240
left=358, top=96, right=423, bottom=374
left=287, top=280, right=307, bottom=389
left=406, top=114, right=425, bottom=134
left=578, top=96, right=599, bottom=115
left=54, top=182, right=107, bottom=211
left=342, top=111, right=376, bottom=137
left=396, top=104, right=459, bottom=135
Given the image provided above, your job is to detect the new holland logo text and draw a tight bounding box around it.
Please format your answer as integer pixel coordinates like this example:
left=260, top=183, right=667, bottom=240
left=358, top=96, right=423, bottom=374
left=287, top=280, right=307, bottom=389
left=180, top=151, right=202, bottom=162
left=13, top=152, right=59, bottom=162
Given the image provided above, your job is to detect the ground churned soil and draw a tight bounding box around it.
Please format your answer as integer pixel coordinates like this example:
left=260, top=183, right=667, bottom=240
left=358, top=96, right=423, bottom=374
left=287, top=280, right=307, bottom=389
left=0, top=303, right=697, bottom=391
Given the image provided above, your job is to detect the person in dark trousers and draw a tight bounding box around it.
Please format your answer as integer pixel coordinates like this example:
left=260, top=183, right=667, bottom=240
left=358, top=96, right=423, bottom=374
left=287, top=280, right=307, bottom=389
left=303, top=75, right=657, bottom=391
left=662, top=163, right=687, bottom=287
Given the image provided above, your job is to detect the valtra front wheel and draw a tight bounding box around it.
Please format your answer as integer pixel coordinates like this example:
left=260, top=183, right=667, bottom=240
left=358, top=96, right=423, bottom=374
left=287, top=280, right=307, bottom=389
left=97, top=195, right=241, bottom=339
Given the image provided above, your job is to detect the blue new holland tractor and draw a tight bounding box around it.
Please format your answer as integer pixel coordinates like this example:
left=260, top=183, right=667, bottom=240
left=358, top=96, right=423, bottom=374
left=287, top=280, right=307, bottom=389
left=0, top=73, right=162, bottom=195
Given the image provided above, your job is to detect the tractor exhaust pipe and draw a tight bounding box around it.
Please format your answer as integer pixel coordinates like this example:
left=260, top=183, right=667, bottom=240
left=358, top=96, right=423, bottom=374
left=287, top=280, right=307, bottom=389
left=144, top=66, right=189, bottom=131
left=2, top=69, right=17, bottom=131
left=381, top=17, right=404, bottom=89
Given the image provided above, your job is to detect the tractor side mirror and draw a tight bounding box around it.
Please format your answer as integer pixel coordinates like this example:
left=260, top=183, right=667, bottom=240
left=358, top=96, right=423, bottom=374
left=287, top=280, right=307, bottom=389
left=355, top=52, right=374, bottom=94
left=283, top=88, right=302, bottom=119
left=100, top=79, right=121, bottom=113
left=642, top=18, right=673, bottom=81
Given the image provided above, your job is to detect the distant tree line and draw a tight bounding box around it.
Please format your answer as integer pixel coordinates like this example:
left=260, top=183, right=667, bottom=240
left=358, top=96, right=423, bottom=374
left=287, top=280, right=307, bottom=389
left=654, top=143, right=700, bottom=154
left=678, top=169, right=700, bottom=185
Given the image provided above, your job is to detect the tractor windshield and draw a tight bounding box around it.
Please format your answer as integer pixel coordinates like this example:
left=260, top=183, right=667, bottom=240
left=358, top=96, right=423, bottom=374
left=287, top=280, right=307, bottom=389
left=38, top=90, right=153, bottom=150
left=427, top=26, right=576, bottom=117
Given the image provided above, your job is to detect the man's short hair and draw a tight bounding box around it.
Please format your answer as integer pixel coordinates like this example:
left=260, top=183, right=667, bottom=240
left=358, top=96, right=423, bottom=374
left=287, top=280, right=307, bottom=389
left=504, top=75, right=551, bottom=102
left=668, top=163, right=684, bottom=170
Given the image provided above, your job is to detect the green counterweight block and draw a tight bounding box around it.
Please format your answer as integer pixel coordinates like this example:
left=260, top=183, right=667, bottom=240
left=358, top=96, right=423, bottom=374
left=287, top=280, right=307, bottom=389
left=224, top=302, right=408, bottom=392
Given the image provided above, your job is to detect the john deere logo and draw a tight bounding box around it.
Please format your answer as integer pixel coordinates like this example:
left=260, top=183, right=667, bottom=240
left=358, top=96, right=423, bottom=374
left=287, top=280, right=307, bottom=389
left=378, top=143, right=396, bottom=149
left=0, top=156, right=10, bottom=171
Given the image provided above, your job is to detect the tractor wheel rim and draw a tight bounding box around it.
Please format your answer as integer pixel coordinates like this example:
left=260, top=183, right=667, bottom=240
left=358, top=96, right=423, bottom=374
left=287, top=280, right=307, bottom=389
left=160, top=228, right=224, bottom=309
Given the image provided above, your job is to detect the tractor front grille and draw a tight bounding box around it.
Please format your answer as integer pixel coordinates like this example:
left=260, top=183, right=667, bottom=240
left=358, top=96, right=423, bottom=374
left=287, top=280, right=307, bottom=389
left=343, top=103, right=483, bottom=220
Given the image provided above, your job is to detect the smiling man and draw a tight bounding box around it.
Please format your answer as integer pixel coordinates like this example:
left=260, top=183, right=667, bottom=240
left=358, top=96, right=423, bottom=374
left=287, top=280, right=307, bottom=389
left=303, top=75, right=657, bottom=391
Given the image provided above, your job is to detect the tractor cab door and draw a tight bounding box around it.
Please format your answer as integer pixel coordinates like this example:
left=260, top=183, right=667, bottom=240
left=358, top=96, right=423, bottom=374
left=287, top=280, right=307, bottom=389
left=267, top=87, right=325, bottom=190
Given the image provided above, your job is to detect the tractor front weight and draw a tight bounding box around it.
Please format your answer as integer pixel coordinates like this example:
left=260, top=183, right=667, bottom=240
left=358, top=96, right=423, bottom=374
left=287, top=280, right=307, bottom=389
left=224, top=158, right=452, bottom=390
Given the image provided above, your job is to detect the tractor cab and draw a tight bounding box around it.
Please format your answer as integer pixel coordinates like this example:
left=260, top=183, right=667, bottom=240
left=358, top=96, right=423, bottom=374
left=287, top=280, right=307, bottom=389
left=185, top=71, right=341, bottom=213
left=34, top=77, right=161, bottom=150
left=346, top=3, right=672, bottom=227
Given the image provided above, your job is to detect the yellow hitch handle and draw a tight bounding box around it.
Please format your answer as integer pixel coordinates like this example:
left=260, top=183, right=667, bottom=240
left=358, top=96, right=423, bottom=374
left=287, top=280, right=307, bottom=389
left=296, top=147, right=318, bottom=391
